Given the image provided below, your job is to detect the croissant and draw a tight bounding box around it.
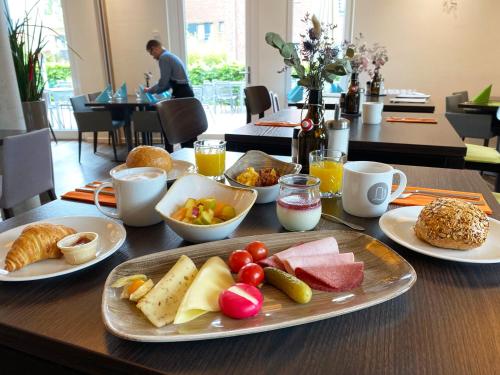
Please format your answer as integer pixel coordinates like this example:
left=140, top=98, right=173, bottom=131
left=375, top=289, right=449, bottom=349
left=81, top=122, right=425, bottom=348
left=4, top=223, right=77, bottom=272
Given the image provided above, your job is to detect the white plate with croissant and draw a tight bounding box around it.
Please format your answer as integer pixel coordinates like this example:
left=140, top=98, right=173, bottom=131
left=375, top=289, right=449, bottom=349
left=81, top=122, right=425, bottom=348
left=0, top=216, right=126, bottom=281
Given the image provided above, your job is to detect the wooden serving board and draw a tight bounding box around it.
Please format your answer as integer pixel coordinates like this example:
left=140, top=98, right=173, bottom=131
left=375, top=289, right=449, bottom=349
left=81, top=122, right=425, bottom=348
left=102, top=230, right=416, bottom=342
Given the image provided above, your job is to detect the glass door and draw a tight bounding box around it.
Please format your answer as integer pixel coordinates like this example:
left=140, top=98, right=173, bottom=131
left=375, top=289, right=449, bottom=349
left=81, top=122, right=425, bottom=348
left=183, top=0, right=247, bottom=131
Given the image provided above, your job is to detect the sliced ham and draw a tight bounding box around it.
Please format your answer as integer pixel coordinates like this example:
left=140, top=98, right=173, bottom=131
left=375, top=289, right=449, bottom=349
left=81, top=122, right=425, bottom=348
left=257, top=237, right=339, bottom=271
left=295, top=262, right=364, bottom=292
left=282, top=252, right=355, bottom=275
left=257, top=256, right=285, bottom=270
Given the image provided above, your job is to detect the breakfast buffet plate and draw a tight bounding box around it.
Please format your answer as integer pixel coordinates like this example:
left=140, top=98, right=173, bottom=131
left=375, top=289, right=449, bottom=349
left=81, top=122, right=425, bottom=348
left=0, top=216, right=126, bottom=281
left=111, top=160, right=195, bottom=183
left=379, top=206, right=500, bottom=263
left=102, top=230, right=416, bottom=342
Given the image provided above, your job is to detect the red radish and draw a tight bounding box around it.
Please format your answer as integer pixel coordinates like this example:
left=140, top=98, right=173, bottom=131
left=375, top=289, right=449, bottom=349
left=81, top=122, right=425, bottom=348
left=219, top=283, right=263, bottom=319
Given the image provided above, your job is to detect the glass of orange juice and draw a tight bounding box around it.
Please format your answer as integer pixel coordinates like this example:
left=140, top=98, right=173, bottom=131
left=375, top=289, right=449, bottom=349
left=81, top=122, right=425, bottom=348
left=194, top=140, right=226, bottom=180
left=309, top=149, right=346, bottom=198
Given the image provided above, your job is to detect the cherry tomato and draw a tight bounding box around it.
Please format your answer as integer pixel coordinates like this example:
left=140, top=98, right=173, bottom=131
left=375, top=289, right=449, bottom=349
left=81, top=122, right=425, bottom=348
left=228, top=250, right=253, bottom=273
left=237, top=263, right=264, bottom=287
left=245, top=241, right=269, bottom=262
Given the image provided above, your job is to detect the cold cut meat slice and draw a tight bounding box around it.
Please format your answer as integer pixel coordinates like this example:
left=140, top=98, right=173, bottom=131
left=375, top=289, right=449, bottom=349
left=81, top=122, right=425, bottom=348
left=257, top=256, right=285, bottom=270
left=295, top=262, right=364, bottom=292
left=282, top=252, right=355, bottom=275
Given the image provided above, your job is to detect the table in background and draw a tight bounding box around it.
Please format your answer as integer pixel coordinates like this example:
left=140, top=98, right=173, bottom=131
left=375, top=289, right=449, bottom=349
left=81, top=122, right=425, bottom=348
left=86, top=96, right=157, bottom=151
left=0, top=149, right=498, bottom=375
left=288, top=95, right=435, bottom=113
left=226, top=109, right=466, bottom=168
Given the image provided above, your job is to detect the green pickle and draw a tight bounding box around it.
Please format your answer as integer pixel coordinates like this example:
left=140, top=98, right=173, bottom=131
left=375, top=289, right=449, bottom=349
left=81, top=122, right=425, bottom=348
left=264, top=267, right=312, bottom=304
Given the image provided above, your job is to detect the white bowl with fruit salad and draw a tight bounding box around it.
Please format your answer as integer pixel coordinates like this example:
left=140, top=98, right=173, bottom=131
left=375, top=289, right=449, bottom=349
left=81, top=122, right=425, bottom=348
left=155, top=174, right=257, bottom=243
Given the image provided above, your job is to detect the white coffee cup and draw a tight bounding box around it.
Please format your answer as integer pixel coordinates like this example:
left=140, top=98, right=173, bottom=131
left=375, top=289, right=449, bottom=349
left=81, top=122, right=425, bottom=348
left=362, top=102, right=384, bottom=124
left=94, top=167, right=167, bottom=226
left=342, top=161, right=407, bottom=217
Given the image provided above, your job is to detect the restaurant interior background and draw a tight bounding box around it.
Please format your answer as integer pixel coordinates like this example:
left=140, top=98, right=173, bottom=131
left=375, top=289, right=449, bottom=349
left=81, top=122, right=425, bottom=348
left=2, top=0, right=500, bottom=142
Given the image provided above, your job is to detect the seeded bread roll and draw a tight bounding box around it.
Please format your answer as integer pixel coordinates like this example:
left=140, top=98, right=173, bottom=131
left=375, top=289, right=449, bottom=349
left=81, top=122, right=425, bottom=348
left=414, top=198, right=489, bottom=250
left=126, top=146, right=172, bottom=172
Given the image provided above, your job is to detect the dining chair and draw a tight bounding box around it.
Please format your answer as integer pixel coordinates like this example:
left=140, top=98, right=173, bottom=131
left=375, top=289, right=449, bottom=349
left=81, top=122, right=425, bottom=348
left=0, top=129, right=56, bottom=219
left=87, top=91, right=102, bottom=102
left=244, top=85, right=272, bottom=123
left=131, top=110, right=166, bottom=148
left=445, top=94, right=495, bottom=146
left=269, top=91, right=280, bottom=112
left=452, top=90, right=469, bottom=103
left=70, top=95, right=124, bottom=162
left=156, top=98, right=208, bottom=149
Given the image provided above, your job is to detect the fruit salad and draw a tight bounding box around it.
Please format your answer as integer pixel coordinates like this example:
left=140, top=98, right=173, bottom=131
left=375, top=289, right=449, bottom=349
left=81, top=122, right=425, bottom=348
left=171, top=197, right=236, bottom=225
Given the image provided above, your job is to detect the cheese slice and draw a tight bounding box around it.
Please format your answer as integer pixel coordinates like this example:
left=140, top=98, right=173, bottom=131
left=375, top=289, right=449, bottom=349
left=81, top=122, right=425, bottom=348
left=174, top=256, right=234, bottom=324
left=137, top=255, right=198, bottom=328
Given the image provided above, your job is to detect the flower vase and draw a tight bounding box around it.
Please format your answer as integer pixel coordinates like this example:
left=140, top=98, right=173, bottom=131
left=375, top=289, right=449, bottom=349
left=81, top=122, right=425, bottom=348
left=370, top=70, right=382, bottom=96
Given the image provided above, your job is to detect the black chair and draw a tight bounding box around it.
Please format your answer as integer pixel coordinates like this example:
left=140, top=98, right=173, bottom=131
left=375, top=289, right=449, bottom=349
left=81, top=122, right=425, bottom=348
left=70, top=95, right=124, bottom=162
left=244, top=85, right=272, bottom=123
left=156, top=98, right=208, bottom=150
left=131, top=111, right=165, bottom=147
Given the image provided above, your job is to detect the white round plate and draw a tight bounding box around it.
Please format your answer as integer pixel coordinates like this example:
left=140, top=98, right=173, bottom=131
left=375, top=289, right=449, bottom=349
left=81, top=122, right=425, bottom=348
left=111, top=160, right=195, bottom=183
left=379, top=206, right=500, bottom=263
left=0, top=216, right=126, bottom=281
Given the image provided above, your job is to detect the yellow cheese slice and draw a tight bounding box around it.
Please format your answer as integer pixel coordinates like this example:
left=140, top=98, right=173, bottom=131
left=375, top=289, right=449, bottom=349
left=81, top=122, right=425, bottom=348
left=137, top=255, right=198, bottom=328
left=174, top=256, right=234, bottom=324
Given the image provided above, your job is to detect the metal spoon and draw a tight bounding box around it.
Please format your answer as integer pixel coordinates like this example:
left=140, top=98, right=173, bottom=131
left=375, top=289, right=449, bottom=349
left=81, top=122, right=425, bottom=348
left=321, top=213, right=365, bottom=231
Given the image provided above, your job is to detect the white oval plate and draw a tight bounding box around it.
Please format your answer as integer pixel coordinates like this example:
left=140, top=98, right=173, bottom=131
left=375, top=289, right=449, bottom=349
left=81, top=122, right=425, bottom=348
left=379, top=206, right=500, bottom=263
left=111, top=160, right=195, bottom=183
left=0, top=216, right=126, bottom=281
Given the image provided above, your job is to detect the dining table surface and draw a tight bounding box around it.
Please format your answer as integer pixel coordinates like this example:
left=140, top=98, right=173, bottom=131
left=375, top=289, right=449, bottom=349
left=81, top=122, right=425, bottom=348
left=226, top=109, right=467, bottom=168
left=1, top=148, right=499, bottom=375
left=288, top=94, right=436, bottom=113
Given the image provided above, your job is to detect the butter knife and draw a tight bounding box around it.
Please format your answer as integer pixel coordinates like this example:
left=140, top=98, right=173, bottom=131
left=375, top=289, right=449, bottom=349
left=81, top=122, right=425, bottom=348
left=401, top=189, right=480, bottom=200
left=321, top=213, right=365, bottom=231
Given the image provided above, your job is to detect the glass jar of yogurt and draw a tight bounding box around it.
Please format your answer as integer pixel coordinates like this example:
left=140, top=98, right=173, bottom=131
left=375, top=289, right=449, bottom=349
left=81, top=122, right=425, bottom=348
left=276, top=174, right=322, bottom=231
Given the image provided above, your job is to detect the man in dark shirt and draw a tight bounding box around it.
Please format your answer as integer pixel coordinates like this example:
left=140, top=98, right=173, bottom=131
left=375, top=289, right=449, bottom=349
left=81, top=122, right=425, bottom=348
left=144, top=40, right=194, bottom=98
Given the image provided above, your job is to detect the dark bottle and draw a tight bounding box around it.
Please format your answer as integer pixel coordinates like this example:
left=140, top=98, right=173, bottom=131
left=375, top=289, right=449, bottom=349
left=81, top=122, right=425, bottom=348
left=298, top=89, right=328, bottom=173
left=370, top=70, right=382, bottom=96
left=344, top=73, right=360, bottom=114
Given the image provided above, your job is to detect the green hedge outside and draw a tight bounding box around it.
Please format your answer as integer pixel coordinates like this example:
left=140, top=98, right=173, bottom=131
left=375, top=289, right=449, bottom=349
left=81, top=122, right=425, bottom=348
left=46, top=64, right=71, bottom=87
left=188, top=63, right=245, bottom=85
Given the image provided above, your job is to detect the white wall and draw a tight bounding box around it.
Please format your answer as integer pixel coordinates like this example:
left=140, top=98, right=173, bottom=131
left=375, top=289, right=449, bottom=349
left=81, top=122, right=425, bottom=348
left=61, top=0, right=107, bottom=95
left=247, top=0, right=289, bottom=107
left=105, top=0, right=169, bottom=92
left=353, top=0, right=500, bottom=113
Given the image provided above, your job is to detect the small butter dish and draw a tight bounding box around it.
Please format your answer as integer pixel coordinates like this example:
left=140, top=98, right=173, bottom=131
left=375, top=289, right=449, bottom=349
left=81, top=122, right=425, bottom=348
left=57, top=232, right=99, bottom=265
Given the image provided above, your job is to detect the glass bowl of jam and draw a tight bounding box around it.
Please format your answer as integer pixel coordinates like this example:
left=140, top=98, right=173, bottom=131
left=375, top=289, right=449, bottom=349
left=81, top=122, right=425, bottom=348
left=57, top=232, right=99, bottom=265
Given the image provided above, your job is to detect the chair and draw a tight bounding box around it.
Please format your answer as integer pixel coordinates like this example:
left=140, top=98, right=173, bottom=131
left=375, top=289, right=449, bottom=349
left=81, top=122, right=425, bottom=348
left=0, top=129, right=56, bottom=219
left=88, top=91, right=102, bottom=102
left=244, top=85, right=272, bottom=123
left=214, top=81, right=238, bottom=112
left=452, top=90, right=469, bottom=103
left=70, top=95, right=124, bottom=162
left=445, top=94, right=495, bottom=146
left=131, top=111, right=166, bottom=148
left=156, top=98, right=208, bottom=148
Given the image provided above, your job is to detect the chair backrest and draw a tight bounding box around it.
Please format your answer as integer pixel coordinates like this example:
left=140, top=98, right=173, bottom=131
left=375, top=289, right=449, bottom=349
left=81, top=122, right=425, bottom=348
left=270, top=92, right=280, bottom=112
left=0, top=129, right=54, bottom=209
left=132, top=111, right=162, bottom=133
left=70, top=95, right=92, bottom=113
left=156, top=98, right=208, bottom=145
left=88, top=91, right=101, bottom=102
left=244, top=85, right=272, bottom=121
left=452, top=90, right=469, bottom=102
left=445, top=95, right=464, bottom=113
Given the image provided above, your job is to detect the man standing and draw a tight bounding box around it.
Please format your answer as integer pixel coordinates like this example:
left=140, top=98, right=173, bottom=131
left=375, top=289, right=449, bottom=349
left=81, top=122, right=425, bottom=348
left=144, top=40, right=194, bottom=98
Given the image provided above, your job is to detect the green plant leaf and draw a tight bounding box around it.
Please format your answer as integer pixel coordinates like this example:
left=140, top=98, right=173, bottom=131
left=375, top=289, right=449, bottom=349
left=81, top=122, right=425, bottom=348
left=345, top=47, right=355, bottom=58
left=265, top=32, right=285, bottom=50
left=279, top=43, right=295, bottom=59
left=298, top=77, right=312, bottom=88
left=325, top=60, right=351, bottom=76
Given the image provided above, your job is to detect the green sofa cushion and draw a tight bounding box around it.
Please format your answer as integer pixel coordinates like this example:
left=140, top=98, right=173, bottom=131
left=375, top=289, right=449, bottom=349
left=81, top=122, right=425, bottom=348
left=465, top=144, right=500, bottom=163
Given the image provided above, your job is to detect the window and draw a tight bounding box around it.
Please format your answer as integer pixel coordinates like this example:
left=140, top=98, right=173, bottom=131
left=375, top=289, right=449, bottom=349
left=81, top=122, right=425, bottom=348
left=218, top=21, right=224, bottom=33
left=187, top=23, right=197, bottom=36
left=203, top=22, right=212, bottom=40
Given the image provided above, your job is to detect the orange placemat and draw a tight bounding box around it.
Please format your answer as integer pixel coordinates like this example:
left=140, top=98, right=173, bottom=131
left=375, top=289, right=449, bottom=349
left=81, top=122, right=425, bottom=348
left=391, top=185, right=492, bottom=215
left=61, top=181, right=116, bottom=207
left=386, top=117, right=437, bottom=124
left=254, top=121, right=299, bottom=127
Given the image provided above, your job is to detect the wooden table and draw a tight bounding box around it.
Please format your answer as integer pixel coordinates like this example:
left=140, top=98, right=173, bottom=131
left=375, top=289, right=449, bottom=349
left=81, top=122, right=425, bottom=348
left=1, top=149, right=499, bottom=375
left=289, top=95, right=435, bottom=113
left=226, top=109, right=466, bottom=168
left=86, top=96, right=157, bottom=151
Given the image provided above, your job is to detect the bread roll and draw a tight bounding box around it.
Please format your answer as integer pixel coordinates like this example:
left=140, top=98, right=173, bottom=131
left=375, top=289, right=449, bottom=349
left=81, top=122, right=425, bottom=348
left=126, top=146, right=172, bottom=172
left=414, top=198, right=489, bottom=250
